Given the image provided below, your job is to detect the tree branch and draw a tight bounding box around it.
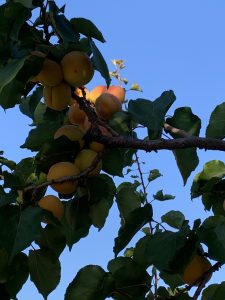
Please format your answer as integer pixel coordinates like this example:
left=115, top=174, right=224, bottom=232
left=90, top=134, right=225, bottom=152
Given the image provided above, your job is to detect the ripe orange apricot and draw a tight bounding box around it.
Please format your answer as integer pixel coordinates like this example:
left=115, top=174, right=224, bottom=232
left=38, top=195, right=64, bottom=222
left=181, top=255, right=212, bottom=285
left=68, top=102, right=87, bottom=126
left=74, top=87, right=90, bottom=100
left=61, top=51, right=94, bottom=87
left=74, top=149, right=102, bottom=177
left=107, top=85, right=125, bottom=103
left=47, top=162, right=80, bottom=194
left=54, top=125, right=85, bottom=148
left=89, top=85, right=107, bottom=103
left=35, top=58, right=63, bottom=87
left=44, top=82, right=71, bottom=111
left=81, top=116, right=91, bottom=132
left=95, top=93, right=122, bottom=120
left=89, top=125, right=112, bottom=152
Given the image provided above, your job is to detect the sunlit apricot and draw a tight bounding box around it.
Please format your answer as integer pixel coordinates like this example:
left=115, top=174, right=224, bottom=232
left=38, top=195, right=64, bottom=222
left=47, top=162, right=80, bottom=194
left=74, top=149, right=102, bottom=177
left=95, top=93, right=122, bottom=120
left=61, top=51, right=94, bottom=86
left=108, top=85, right=125, bottom=103
left=54, top=125, right=85, bottom=148
left=35, top=58, right=63, bottom=87
left=89, top=85, right=107, bottom=103
left=68, top=102, right=86, bottom=126
left=44, top=82, right=71, bottom=111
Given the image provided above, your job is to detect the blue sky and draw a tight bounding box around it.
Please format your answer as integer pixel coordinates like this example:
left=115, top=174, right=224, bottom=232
left=0, top=0, right=225, bottom=299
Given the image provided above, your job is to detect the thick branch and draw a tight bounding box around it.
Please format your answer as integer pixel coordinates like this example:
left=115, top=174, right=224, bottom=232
left=90, top=134, right=225, bottom=152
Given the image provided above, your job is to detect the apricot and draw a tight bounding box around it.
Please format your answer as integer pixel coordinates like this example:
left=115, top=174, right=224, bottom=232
left=38, top=195, right=64, bottom=222
left=47, top=162, right=80, bottom=194
left=89, top=85, right=125, bottom=103
left=108, top=85, right=125, bottom=103
left=61, top=51, right=94, bottom=87
left=181, top=255, right=212, bottom=285
left=89, top=125, right=112, bottom=152
left=81, top=116, right=91, bottom=132
left=44, top=82, right=71, bottom=111
left=74, top=87, right=90, bottom=100
left=74, top=149, right=102, bottom=177
left=95, top=93, right=122, bottom=120
left=35, top=58, right=63, bottom=87
left=89, top=85, right=107, bottom=103
left=68, top=102, right=87, bottom=126
left=54, top=125, right=85, bottom=148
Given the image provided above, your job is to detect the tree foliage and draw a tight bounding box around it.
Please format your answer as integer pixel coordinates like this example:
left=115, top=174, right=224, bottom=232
left=0, top=1, right=225, bottom=299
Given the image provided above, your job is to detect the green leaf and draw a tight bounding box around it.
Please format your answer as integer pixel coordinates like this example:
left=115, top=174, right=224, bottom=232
left=10, top=206, right=42, bottom=260
left=148, top=169, right=162, bottom=183
left=61, top=198, right=92, bottom=250
left=0, top=57, right=26, bottom=95
left=116, top=182, right=142, bottom=223
left=108, top=112, right=132, bottom=136
left=70, top=18, right=105, bottom=42
left=159, top=271, right=183, bottom=290
left=161, top=211, right=185, bottom=229
left=19, top=86, right=43, bottom=120
left=0, top=249, right=9, bottom=283
left=114, top=204, right=153, bottom=256
left=14, top=0, right=33, bottom=8
left=21, top=121, right=61, bottom=151
left=0, top=156, right=16, bottom=170
left=202, top=282, right=225, bottom=300
left=153, top=190, right=175, bottom=201
left=49, top=8, right=80, bottom=43
left=166, top=107, right=201, bottom=184
left=130, top=83, right=143, bottom=92
left=5, top=252, right=29, bottom=298
left=128, top=91, right=176, bottom=139
left=89, top=39, right=111, bottom=86
left=197, top=216, right=225, bottom=262
left=107, top=257, right=151, bottom=298
left=35, top=224, right=66, bottom=257
left=102, top=149, right=124, bottom=177
left=29, top=249, right=61, bottom=300
left=191, top=160, right=225, bottom=199
left=0, top=188, right=17, bottom=207
left=88, top=175, right=116, bottom=229
left=65, top=265, right=113, bottom=300
left=133, top=230, right=192, bottom=273
left=206, top=102, right=225, bottom=139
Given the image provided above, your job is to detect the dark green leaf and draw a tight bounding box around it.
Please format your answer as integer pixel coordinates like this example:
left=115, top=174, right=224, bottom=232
left=5, top=252, right=29, bottom=298
left=88, top=175, right=116, bottom=229
left=0, top=188, right=17, bottom=207
left=0, top=156, right=16, bottom=170
left=206, top=102, right=225, bottom=139
left=197, top=216, right=225, bottom=262
left=21, top=121, right=61, bottom=151
left=116, top=182, right=142, bottom=223
left=70, top=18, right=105, bottom=42
left=114, top=204, right=153, bottom=256
left=161, top=210, right=185, bottom=229
left=19, top=86, right=43, bottom=120
left=89, top=39, right=111, bottom=86
left=61, top=198, right=92, bottom=250
left=153, top=190, right=175, bottom=201
left=65, top=265, right=112, bottom=300
left=191, top=160, right=225, bottom=199
left=14, top=0, right=33, bottom=8
left=49, top=12, right=80, bottom=43
left=159, top=271, right=183, bottom=289
left=108, top=257, right=151, bottom=298
left=202, top=282, right=225, bottom=300
left=29, top=249, right=61, bottom=300
left=128, top=91, right=176, bottom=139
left=102, top=149, right=124, bottom=177
left=35, top=224, right=66, bottom=257
left=148, top=169, right=162, bottom=183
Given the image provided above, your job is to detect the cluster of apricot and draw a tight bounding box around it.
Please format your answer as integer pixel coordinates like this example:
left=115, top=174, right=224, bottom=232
left=31, top=50, right=125, bottom=223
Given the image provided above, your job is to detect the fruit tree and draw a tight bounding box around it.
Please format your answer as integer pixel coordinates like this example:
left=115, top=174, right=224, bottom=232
left=0, top=1, right=225, bottom=299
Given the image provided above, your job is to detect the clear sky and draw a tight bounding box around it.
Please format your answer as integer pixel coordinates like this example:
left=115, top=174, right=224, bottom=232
left=0, top=0, right=225, bottom=299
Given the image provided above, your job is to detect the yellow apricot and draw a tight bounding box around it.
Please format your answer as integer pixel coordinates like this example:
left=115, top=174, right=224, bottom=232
left=38, top=195, right=64, bottom=222
left=44, top=82, right=71, bottom=111
left=182, top=255, right=212, bottom=285
left=89, top=85, right=107, bottom=103
left=35, top=58, right=63, bottom=87
left=74, top=149, right=102, bottom=177
left=61, top=51, right=94, bottom=87
left=74, top=87, right=90, bottom=100
left=54, top=125, right=85, bottom=148
left=108, top=85, right=125, bottom=103
left=95, top=93, right=122, bottom=120
left=68, top=102, right=87, bottom=126
left=47, top=162, right=80, bottom=194
left=88, top=125, right=111, bottom=152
